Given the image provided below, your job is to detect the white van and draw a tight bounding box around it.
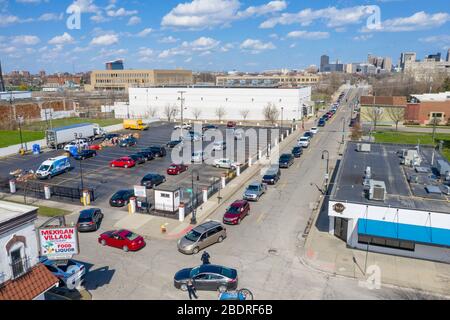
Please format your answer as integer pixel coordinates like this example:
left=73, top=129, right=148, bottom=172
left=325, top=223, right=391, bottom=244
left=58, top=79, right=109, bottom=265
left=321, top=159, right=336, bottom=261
left=36, top=156, right=71, bottom=179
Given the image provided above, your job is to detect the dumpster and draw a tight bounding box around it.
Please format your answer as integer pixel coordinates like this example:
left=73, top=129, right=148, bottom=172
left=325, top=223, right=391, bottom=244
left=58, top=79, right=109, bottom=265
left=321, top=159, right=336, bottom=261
left=32, top=144, right=41, bottom=155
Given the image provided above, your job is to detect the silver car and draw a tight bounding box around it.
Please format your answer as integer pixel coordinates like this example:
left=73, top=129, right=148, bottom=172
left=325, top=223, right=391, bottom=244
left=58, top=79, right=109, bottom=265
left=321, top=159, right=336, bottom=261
left=177, top=221, right=227, bottom=254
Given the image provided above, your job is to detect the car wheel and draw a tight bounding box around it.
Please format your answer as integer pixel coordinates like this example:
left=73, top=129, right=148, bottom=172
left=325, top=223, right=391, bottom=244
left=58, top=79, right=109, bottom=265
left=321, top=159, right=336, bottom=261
left=180, top=284, right=188, bottom=291
left=238, top=218, right=242, bottom=225
left=218, top=285, right=227, bottom=293
left=192, top=247, right=199, bottom=254
left=217, top=236, right=224, bottom=243
left=101, top=239, right=106, bottom=246
left=123, top=246, right=129, bottom=252
left=216, top=164, right=220, bottom=168
left=111, top=164, right=115, bottom=167
left=124, top=165, right=128, bottom=168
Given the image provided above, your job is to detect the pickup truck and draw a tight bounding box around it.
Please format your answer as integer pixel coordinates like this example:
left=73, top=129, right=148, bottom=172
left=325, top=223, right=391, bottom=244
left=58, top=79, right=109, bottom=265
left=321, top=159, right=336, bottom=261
left=243, top=182, right=267, bottom=202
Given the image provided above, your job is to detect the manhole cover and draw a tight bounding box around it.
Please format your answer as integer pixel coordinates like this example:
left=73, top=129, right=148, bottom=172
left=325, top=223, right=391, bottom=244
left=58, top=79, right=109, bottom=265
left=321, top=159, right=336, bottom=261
left=268, top=248, right=278, bottom=255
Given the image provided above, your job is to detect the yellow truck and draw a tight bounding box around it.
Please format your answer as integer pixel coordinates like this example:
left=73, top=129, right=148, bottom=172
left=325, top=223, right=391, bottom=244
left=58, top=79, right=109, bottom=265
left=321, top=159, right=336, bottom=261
left=123, top=119, right=149, bottom=131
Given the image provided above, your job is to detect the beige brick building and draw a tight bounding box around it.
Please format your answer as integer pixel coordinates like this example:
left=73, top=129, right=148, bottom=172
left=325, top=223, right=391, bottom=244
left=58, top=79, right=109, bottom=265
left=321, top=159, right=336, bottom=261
left=215, top=73, right=319, bottom=87
left=85, top=69, right=193, bottom=91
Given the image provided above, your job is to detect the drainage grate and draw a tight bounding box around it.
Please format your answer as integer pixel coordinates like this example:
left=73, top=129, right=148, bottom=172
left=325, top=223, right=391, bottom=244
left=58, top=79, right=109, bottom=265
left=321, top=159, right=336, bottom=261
left=268, top=248, right=278, bottom=255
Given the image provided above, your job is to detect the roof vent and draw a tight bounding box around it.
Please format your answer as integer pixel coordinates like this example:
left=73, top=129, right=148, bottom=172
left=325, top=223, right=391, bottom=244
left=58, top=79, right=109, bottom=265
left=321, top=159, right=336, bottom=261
left=357, top=143, right=371, bottom=152
left=368, top=180, right=386, bottom=201
left=425, top=185, right=442, bottom=194
left=403, top=149, right=422, bottom=167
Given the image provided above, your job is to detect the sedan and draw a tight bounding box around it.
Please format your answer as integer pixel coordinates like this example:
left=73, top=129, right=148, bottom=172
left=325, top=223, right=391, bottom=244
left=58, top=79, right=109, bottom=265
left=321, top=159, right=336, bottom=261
left=214, top=158, right=239, bottom=169
left=203, top=124, right=218, bottom=131
left=98, top=229, right=146, bottom=252
left=40, top=257, right=85, bottom=289
left=110, top=157, right=136, bottom=168
left=137, top=150, right=155, bottom=161
left=279, top=154, right=294, bottom=168
left=104, top=133, right=120, bottom=140
left=119, top=137, right=138, bottom=148
left=141, top=173, right=166, bottom=189
left=129, top=154, right=146, bottom=165
left=223, top=200, right=250, bottom=225
left=73, top=149, right=97, bottom=160
left=109, top=189, right=134, bottom=207
left=292, top=146, right=303, bottom=158
left=303, top=131, right=313, bottom=140
left=76, top=208, right=103, bottom=232
left=298, top=137, right=310, bottom=148
left=167, top=164, right=188, bottom=175
left=174, top=264, right=238, bottom=293
left=166, top=140, right=183, bottom=148
left=310, top=127, right=319, bottom=134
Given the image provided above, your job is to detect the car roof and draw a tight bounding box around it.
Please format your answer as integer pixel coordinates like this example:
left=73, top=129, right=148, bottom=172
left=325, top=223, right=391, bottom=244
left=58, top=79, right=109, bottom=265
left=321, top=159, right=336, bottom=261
left=79, top=208, right=98, bottom=217
left=249, top=182, right=261, bottom=186
left=231, top=200, right=247, bottom=207
left=193, top=220, right=222, bottom=233
left=196, top=264, right=235, bottom=277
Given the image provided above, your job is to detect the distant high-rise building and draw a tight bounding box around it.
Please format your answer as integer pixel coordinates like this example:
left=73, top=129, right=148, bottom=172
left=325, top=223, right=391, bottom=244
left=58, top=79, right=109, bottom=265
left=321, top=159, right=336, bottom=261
left=320, top=55, right=329, bottom=72
left=39, top=70, right=46, bottom=78
left=447, top=49, right=450, bottom=62
left=106, top=59, right=124, bottom=70
left=426, top=53, right=441, bottom=62
left=382, top=57, right=392, bottom=71
left=367, top=54, right=377, bottom=65
left=400, top=52, right=417, bottom=71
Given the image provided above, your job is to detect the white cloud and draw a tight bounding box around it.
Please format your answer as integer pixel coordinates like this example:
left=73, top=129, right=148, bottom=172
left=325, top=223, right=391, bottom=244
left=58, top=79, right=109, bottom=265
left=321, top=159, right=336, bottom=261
left=107, top=8, right=138, bottom=17
left=69, top=0, right=99, bottom=13
left=127, top=16, right=141, bottom=25
left=38, top=12, right=63, bottom=21
left=0, top=14, right=26, bottom=27
left=159, top=36, right=179, bottom=43
left=240, top=39, right=275, bottom=54
left=136, top=28, right=153, bottom=37
left=353, top=34, right=373, bottom=41
left=11, top=35, right=40, bottom=45
left=48, top=32, right=75, bottom=45
left=260, top=6, right=376, bottom=29
left=286, top=30, right=330, bottom=39
left=90, top=33, right=119, bottom=46
left=158, top=36, right=220, bottom=58
left=362, top=11, right=450, bottom=32
left=237, top=0, right=287, bottom=18
left=419, top=35, right=450, bottom=44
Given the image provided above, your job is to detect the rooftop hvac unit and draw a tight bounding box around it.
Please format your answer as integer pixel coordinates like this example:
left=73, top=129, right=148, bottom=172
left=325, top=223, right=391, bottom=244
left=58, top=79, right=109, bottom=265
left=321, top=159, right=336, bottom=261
left=357, top=143, right=371, bottom=152
left=368, top=180, right=386, bottom=201
left=365, top=166, right=372, bottom=179
left=404, top=149, right=422, bottom=167
left=436, top=160, right=450, bottom=178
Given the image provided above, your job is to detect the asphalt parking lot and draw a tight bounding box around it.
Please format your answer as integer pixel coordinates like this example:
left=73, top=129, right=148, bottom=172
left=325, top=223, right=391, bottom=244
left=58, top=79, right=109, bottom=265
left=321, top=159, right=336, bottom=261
left=0, top=122, right=281, bottom=210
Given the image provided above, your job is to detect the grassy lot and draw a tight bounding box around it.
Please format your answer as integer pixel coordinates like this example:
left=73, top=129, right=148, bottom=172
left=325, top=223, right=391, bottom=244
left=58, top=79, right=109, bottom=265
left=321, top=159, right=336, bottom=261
left=22, top=117, right=122, bottom=131
left=3, top=200, right=72, bottom=217
left=373, top=131, right=450, bottom=161
left=0, top=131, right=45, bottom=148
left=405, top=125, right=450, bottom=129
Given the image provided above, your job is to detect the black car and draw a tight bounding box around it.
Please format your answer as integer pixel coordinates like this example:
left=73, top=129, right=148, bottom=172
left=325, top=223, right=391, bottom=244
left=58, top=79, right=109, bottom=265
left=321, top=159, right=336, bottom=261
left=76, top=208, right=103, bottom=232
left=303, top=131, right=313, bottom=139
left=129, top=154, right=146, bottom=165
left=292, top=146, right=303, bottom=158
left=119, top=137, right=138, bottom=148
left=166, top=140, right=183, bottom=148
left=137, top=150, right=155, bottom=161
left=202, top=124, right=218, bottom=131
left=262, top=167, right=281, bottom=185
left=318, top=119, right=326, bottom=127
left=104, top=133, right=120, bottom=140
left=174, top=264, right=238, bottom=292
left=73, top=150, right=97, bottom=160
left=141, top=173, right=166, bottom=189
left=109, top=190, right=135, bottom=207
left=279, top=154, right=294, bottom=168
left=145, top=146, right=166, bottom=158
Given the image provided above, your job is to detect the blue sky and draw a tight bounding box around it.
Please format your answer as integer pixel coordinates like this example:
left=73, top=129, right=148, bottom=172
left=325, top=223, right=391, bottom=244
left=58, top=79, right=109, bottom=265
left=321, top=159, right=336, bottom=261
left=0, top=0, right=449, bottom=73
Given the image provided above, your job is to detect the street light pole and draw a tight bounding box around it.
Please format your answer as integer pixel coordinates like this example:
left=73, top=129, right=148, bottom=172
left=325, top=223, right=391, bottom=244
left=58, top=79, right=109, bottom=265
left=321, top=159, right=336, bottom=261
left=190, top=169, right=200, bottom=225
left=17, top=116, right=24, bottom=151
left=322, top=150, right=330, bottom=186
left=75, top=133, right=84, bottom=191
left=279, top=107, right=284, bottom=141
left=178, top=91, right=186, bottom=140
left=342, top=118, right=346, bottom=144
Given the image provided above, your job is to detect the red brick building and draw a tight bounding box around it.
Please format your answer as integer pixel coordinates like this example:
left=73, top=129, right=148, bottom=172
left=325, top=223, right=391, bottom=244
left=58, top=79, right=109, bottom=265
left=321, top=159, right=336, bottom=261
left=405, top=92, right=450, bottom=125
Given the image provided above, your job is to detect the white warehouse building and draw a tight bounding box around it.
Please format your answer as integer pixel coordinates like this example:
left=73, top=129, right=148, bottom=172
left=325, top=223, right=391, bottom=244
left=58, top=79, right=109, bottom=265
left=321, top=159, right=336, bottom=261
left=114, top=87, right=313, bottom=121
left=329, top=142, right=450, bottom=263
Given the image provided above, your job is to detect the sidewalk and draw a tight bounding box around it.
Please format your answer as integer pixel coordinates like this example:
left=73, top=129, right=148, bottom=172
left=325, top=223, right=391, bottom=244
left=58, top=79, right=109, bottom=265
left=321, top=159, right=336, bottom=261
left=302, top=190, right=450, bottom=297
left=114, top=118, right=314, bottom=241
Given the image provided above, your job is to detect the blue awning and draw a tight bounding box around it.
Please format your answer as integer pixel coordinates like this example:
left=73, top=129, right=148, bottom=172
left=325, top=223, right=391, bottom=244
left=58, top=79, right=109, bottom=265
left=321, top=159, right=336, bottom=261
left=358, top=219, right=450, bottom=247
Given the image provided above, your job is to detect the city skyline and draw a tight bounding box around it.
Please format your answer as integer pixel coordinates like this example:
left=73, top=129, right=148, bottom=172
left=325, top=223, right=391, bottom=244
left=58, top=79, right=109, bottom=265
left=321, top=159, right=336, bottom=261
left=0, top=0, right=449, bottom=73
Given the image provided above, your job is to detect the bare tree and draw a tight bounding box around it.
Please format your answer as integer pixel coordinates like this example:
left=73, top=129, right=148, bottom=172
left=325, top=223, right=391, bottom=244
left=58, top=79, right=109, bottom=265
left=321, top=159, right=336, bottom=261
left=240, top=109, right=250, bottom=122
left=364, top=107, right=383, bottom=132
left=386, top=107, right=405, bottom=131
left=163, top=104, right=178, bottom=122
left=215, top=106, right=226, bottom=122
left=192, top=108, right=202, bottom=120
left=147, top=106, right=158, bottom=118
left=350, top=122, right=363, bottom=141
left=263, top=102, right=280, bottom=126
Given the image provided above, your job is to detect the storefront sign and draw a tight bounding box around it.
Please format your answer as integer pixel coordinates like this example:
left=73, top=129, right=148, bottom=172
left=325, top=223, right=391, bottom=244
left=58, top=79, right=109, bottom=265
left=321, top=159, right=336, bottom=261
left=333, top=203, right=346, bottom=214
left=39, top=227, right=79, bottom=260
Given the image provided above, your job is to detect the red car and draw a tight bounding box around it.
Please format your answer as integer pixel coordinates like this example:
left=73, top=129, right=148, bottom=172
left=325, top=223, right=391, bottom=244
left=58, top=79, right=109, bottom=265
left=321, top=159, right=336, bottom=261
left=227, top=121, right=237, bottom=128
left=222, top=200, right=250, bottom=225
left=325, top=112, right=333, bottom=119
left=98, top=229, right=146, bottom=252
left=167, top=164, right=188, bottom=175
left=110, top=157, right=136, bottom=168
left=89, top=144, right=101, bottom=151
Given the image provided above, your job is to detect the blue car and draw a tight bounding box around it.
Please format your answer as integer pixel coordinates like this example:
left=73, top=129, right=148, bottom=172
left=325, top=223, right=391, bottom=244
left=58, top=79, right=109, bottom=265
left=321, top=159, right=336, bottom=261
left=219, top=289, right=253, bottom=300
left=40, top=257, right=86, bottom=288
left=318, top=119, right=326, bottom=127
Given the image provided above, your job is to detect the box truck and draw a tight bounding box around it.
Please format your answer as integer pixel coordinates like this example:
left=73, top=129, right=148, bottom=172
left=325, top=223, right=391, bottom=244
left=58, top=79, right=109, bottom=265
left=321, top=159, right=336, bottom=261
left=36, top=156, right=71, bottom=179
left=46, top=123, right=106, bottom=149
left=123, top=119, right=149, bottom=131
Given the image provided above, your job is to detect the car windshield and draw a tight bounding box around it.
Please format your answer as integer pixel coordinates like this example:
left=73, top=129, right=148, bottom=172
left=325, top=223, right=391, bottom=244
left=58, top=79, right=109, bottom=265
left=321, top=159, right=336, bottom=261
left=169, top=166, right=177, bottom=169
left=112, top=191, right=128, bottom=200
left=247, top=185, right=259, bottom=191
left=185, top=229, right=202, bottom=242
left=38, top=165, right=50, bottom=171
left=263, top=175, right=274, bottom=180
left=300, top=138, right=308, bottom=141
left=78, top=217, right=92, bottom=223
left=124, top=231, right=139, bottom=241
left=190, top=266, right=201, bottom=278
left=227, top=206, right=241, bottom=214
left=280, top=155, right=290, bottom=160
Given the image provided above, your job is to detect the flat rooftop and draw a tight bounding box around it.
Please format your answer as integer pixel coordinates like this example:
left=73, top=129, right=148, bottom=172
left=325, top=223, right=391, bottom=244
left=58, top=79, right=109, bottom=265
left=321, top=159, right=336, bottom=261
left=0, top=201, right=38, bottom=225
left=330, top=142, right=450, bottom=214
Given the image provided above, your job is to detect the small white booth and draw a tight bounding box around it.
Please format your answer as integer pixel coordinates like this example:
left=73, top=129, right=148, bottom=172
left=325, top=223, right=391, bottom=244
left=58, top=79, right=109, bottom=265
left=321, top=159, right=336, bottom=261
left=154, top=186, right=181, bottom=213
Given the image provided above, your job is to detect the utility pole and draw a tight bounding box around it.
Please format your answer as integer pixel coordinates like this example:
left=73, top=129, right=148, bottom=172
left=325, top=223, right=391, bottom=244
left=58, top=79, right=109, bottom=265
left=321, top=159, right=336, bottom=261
left=178, top=91, right=186, bottom=139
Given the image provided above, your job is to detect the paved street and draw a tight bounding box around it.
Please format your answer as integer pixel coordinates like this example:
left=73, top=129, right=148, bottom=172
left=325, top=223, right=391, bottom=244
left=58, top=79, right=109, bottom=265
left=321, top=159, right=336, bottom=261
left=28, top=87, right=448, bottom=300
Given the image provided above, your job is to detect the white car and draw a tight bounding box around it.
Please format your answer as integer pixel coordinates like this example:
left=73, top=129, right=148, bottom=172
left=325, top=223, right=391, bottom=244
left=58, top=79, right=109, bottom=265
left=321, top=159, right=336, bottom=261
left=310, top=127, right=319, bottom=134
left=213, top=158, right=239, bottom=169
left=298, top=137, right=310, bottom=148
left=191, top=151, right=207, bottom=163
left=174, top=123, right=192, bottom=130
left=213, top=141, right=226, bottom=151
left=64, top=140, right=88, bottom=152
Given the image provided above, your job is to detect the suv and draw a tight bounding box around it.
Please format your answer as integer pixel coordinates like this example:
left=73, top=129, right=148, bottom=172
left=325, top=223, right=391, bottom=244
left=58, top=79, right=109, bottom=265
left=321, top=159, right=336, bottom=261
left=279, top=153, right=294, bottom=168
left=177, top=221, right=227, bottom=254
left=76, top=208, right=103, bottom=232
left=145, top=146, right=166, bottom=158
left=243, top=182, right=267, bottom=201
left=262, top=166, right=281, bottom=185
